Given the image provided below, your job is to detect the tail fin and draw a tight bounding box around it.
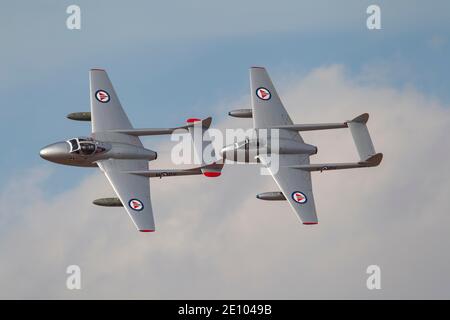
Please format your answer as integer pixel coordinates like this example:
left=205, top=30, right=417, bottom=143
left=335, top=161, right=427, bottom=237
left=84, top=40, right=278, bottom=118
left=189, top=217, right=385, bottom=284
left=347, top=113, right=377, bottom=161
left=186, top=117, right=223, bottom=177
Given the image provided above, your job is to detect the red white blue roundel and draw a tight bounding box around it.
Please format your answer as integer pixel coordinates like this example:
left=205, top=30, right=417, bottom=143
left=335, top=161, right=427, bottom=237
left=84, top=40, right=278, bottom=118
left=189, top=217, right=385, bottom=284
left=256, top=87, right=271, bottom=100
left=95, top=90, right=110, bottom=103
left=292, top=191, right=307, bottom=204
left=128, top=199, right=144, bottom=211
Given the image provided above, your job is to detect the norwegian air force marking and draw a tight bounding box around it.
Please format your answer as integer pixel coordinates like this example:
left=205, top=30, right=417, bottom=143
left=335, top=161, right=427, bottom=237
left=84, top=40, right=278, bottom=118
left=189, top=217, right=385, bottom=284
left=128, top=199, right=144, bottom=211
left=292, top=191, right=307, bottom=204
left=95, top=90, right=110, bottom=103
left=256, top=87, right=271, bottom=101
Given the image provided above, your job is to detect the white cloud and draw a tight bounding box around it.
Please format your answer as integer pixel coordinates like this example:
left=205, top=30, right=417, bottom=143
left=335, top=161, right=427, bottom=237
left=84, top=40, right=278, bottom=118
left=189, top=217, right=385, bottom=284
left=1, top=65, right=450, bottom=299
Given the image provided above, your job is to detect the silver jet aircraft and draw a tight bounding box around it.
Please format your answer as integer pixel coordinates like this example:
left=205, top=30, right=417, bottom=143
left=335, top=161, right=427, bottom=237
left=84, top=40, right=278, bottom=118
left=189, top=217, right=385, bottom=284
left=222, top=67, right=382, bottom=225
left=40, top=69, right=222, bottom=232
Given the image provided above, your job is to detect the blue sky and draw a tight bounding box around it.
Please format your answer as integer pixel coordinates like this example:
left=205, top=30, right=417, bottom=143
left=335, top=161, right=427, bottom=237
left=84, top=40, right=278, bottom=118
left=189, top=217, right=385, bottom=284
left=1, top=0, right=449, bottom=194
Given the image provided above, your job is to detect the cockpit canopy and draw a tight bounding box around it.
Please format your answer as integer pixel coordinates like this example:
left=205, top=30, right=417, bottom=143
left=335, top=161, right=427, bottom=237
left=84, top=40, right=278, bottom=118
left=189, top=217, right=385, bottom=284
left=67, top=137, right=97, bottom=155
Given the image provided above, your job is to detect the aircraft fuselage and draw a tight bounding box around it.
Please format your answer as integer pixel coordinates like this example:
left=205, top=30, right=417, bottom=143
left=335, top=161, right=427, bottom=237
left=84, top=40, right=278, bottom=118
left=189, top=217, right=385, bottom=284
left=221, top=136, right=317, bottom=164
left=39, top=136, right=157, bottom=167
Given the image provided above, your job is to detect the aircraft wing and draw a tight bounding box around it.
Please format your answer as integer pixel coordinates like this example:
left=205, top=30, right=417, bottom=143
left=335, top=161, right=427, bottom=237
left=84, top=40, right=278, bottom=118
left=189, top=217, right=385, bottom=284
left=97, top=159, right=155, bottom=232
left=89, top=69, right=142, bottom=146
left=258, top=154, right=318, bottom=225
left=250, top=67, right=302, bottom=142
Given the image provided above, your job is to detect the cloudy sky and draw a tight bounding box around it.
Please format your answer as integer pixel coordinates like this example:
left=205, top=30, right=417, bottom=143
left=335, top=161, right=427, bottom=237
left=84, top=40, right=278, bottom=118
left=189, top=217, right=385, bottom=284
left=1, top=0, right=450, bottom=299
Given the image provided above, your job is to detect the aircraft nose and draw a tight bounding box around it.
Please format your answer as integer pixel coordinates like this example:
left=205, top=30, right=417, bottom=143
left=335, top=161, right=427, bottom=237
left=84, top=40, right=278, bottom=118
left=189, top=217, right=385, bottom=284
left=39, top=142, right=69, bottom=161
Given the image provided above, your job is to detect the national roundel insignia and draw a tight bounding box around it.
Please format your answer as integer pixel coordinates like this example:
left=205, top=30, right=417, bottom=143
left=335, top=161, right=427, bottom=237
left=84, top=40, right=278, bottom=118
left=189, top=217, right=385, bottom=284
left=256, top=87, right=271, bottom=101
left=128, top=199, right=144, bottom=211
left=95, top=90, right=110, bottom=103
left=292, top=191, right=307, bottom=204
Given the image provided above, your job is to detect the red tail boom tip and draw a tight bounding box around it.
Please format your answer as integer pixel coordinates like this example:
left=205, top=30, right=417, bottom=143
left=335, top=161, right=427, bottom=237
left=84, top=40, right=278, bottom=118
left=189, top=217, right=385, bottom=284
left=203, top=172, right=221, bottom=178
left=303, top=222, right=318, bottom=225
left=139, top=230, right=155, bottom=232
left=186, top=118, right=201, bottom=123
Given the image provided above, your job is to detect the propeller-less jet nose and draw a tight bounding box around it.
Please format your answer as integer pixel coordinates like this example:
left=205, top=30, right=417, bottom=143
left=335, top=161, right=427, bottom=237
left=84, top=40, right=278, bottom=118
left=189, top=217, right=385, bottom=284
left=39, top=142, right=69, bottom=162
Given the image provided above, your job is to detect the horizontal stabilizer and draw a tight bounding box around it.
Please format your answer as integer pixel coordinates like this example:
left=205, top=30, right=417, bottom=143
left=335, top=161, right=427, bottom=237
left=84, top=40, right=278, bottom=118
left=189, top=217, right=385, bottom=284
left=290, top=153, right=383, bottom=172
left=108, top=117, right=212, bottom=136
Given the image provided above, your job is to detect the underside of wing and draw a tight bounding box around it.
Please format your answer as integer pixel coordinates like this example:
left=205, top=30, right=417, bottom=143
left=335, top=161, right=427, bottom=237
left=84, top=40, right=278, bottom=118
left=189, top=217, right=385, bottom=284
left=89, top=69, right=142, bottom=146
left=250, top=67, right=293, bottom=128
left=259, top=154, right=318, bottom=224
left=250, top=67, right=303, bottom=142
left=97, top=159, right=155, bottom=232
